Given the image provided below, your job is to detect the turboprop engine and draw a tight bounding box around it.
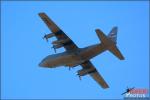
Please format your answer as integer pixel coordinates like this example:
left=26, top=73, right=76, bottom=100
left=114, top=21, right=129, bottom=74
left=52, top=38, right=70, bottom=45
left=51, top=44, right=63, bottom=53
left=43, top=33, right=55, bottom=42
left=77, top=67, right=96, bottom=80
left=51, top=38, right=70, bottom=53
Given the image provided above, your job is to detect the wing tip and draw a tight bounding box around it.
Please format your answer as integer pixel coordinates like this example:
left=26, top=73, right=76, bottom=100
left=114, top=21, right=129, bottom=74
left=113, top=26, right=118, bottom=30
left=102, top=84, right=109, bottom=89
left=95, top=29, right=103, bottom=33
left=119, top=54, right=125, bottom=60
left=120, top=57, right=125, bottom=60
left=38, top=12, right=46, bottom=17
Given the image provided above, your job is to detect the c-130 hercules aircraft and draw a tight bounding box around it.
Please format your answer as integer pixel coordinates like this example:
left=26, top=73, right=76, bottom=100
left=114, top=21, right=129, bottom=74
left=39, top=12, right=125, bottom=89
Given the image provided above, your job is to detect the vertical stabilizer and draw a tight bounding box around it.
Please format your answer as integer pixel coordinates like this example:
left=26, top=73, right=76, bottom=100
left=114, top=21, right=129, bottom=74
left=108, top=27, right=117, bottom=44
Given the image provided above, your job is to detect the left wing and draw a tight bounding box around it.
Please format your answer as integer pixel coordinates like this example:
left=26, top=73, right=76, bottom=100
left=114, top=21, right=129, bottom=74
left=39, top=12, right=78, bottom=51
left=81, top=61, right=109, bottom=89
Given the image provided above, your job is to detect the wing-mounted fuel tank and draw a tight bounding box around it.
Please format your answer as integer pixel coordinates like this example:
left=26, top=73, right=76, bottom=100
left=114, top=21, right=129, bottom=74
left=43, top=33, right=55, bottom=42
left=77, top=67, right=96, bottom=80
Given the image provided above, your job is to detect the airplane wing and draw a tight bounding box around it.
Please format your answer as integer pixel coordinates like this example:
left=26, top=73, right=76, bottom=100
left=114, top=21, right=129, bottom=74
left=39, top=12, right=78, bottom=51
left=81, top=61, right=109, bottom=89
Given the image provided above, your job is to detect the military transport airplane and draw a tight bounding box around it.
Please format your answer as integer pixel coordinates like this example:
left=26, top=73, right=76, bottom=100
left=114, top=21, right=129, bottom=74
left=38, top=12, right=125, bottom=89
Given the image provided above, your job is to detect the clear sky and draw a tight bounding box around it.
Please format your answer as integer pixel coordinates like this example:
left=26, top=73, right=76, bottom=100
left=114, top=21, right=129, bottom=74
left=1, top=1, right=149, bottom=99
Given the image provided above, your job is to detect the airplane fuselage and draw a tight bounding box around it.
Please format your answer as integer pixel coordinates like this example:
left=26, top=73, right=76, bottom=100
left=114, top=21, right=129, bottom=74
left=39, top=43, right=107, bottom=68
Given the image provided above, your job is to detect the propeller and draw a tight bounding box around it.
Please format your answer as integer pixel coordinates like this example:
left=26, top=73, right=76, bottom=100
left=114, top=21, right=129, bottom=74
left=79, top=75, right=81, bottom=80
left=51, top=45, right=56, bottom=53
left=43, top=34, right=48, bottom=42
left=76, top=73, right=82, bottom=80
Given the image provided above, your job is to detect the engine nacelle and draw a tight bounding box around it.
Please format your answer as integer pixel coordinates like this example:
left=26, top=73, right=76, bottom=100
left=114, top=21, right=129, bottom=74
left=77, top=67, right=96, bottom=76
left=43, top=33, right=54, bottom=40
left=52, top=38, right=70, bottom=45
left=52, top=44, right=63, bottom=49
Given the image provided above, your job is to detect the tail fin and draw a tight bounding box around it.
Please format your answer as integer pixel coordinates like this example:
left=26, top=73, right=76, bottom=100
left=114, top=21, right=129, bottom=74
left=95, top=27, right=125, bottom=60
left=108, top=27, right=117, bottom=44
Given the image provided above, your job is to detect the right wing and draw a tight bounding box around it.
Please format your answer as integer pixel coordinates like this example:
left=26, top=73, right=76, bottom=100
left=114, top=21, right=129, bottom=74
left=81, top=61, right=109, bottom=89
left=39, top=12, right=78, bottom=51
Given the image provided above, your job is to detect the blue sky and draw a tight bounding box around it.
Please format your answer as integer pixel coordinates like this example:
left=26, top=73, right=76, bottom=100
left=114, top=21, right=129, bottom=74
left=1, top=1, right=149, bottom=99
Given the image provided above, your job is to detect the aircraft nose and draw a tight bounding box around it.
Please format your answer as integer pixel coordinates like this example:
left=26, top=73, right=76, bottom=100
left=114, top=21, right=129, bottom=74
left=39, top=61, right=48, bottom=67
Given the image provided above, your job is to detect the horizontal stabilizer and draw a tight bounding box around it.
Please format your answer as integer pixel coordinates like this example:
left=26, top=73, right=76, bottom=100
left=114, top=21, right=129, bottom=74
left=95, top=29, right=108, bottom=43
left=109, top=45, right=125, bottom=60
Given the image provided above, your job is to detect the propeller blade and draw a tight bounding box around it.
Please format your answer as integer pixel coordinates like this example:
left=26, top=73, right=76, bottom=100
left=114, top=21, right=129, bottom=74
left=46, top=38, right=48, bottom=42
left=43, top=34, right=46, bottom=39
left=51, top=46, right=56, bottom=53
left=54, top=48, right=56, bottom=53
left=69, top=67, right=71, bottom=70
left=76, top=73, right=81, bottom=80
left=79, top=75, right=81, bottom=80
left=43, top=34, right=48, bottom=42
